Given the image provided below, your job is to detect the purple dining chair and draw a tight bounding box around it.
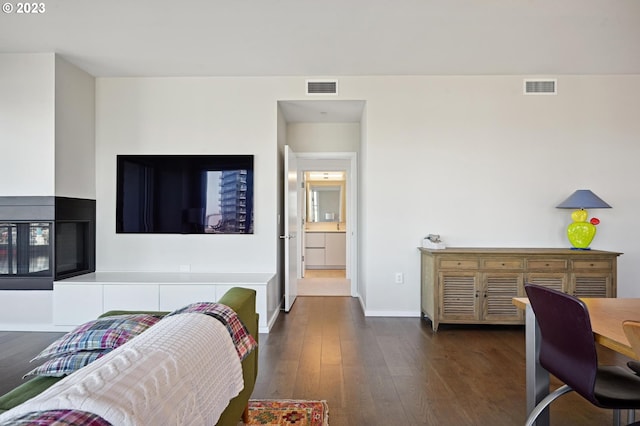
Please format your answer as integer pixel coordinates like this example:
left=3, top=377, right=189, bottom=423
left=524, top=284, right=640, bottom=426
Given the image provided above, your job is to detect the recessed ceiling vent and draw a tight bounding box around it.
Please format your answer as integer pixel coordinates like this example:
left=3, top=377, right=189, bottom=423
left=524, top=79, right=557, bottom=95
left=306, top=79, right=338, bottom=96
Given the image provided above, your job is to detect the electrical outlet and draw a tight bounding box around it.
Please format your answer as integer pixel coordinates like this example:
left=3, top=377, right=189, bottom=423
left=179, top=264, right=191, bottom=272
left=395, top=272, right=404, bottom=284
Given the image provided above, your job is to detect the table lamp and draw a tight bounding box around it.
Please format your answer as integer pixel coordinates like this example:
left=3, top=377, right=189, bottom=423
left=556, top=190, right=611, bottom=250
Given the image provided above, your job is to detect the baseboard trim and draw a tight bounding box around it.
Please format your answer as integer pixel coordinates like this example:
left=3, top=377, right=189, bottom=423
left=363, top=309, right=421, bottom=317
left=0, top=323, right=72, bottom=332
left=263, top=304, right=281, bottom=333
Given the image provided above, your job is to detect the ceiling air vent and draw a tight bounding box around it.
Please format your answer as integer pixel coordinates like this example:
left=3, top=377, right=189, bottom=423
left=524, top=79, right=557, bottom=95
left=306, top=79, right=338, bottom=96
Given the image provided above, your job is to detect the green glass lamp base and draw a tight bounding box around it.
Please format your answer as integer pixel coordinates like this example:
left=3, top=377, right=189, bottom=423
left=566, top=210, right=596, bottom=249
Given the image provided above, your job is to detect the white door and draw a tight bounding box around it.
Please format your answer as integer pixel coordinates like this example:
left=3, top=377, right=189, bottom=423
left=283, top=145, right=298, bottom=312
left=300, top=174, right=307, bottom=278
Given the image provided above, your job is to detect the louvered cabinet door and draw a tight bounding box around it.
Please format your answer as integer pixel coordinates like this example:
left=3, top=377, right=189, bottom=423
left=482, top=273, right=524, bottom=322
left=571, top=273, right=613, bottom=298
left=570, top=258, right=616, bottom=298
left=438, top=272, right=479, bottom=322
left=525, top=273, right=567, bottom=293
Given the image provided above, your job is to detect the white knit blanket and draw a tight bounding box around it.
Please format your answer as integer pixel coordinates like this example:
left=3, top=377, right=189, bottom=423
left=0, top=313, right=244, bottom=426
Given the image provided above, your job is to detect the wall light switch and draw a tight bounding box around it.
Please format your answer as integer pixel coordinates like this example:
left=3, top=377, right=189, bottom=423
left=395, top=272, right=404, bottom=284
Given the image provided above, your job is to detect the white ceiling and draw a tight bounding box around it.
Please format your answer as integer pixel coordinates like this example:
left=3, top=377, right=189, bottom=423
left=2, top=0, right=639, bottom=122
left=2, top=0, right=640, bottom=78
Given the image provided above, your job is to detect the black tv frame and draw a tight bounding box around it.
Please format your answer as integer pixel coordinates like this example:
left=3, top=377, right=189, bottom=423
left=116, top=154, right=254, bottom=235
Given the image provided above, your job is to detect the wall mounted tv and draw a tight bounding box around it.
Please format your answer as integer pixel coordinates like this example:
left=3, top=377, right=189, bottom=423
left=116, top=155, right=254, bottom=234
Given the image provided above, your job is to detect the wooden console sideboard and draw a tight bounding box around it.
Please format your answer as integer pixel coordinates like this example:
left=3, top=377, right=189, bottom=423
left=419, top=247, right=621, bottom=331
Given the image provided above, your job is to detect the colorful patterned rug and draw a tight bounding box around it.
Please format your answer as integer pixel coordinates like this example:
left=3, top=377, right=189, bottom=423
left=244, top=399, right=329, bottom=426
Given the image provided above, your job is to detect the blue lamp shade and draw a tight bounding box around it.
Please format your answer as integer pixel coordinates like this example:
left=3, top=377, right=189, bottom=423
left=556, top=190, right=612, bottom=209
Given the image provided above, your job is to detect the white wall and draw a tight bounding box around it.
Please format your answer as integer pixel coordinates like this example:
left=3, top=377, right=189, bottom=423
left=346, top=75, right=640, bottom=314
left=287, top=123, right=360, bottom=152
left=0, top=53, right=55, bottom=195
left=94, top=77, right=287, bottom=273
left=54, top=55, right=96, bottom=199
left=0, top=54, right=95, bottom=198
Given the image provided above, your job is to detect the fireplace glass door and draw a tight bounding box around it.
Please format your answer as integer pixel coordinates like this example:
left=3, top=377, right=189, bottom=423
left=0, top=222, right=52, bottom=277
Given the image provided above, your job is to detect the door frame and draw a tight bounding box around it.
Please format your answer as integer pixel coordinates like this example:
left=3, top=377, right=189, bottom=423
left=296, top=152, right=358, bottom=297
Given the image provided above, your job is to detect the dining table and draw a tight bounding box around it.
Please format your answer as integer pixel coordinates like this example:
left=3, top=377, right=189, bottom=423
left=513, top=296, right=640, bottom=426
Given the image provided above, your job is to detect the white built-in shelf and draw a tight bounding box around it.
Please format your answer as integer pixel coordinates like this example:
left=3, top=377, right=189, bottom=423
left=54, top=272, right=277, bottom=333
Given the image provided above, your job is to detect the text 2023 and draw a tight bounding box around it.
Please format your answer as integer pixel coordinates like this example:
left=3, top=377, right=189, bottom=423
left=17, top=3, right=45, bottom=13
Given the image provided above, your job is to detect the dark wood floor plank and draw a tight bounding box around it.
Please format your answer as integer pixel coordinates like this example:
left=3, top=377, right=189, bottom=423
left=340, top=365, right=379, bottom=425
left=320, top=334, right=342, bottom=366
left=366, top=371, right=412, bottom=424
left=0, top=331, right=64, bottom=395
left=391, top=373, right=474, bottom=425
left=261, top=358, right=299, bottom=400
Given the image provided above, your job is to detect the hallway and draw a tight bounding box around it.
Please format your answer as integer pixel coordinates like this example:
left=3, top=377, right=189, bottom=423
left=298, top=270, right=350, bottom=296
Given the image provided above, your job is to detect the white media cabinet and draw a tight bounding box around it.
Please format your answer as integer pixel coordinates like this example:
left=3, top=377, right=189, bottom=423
left=53, top=272, right=278, bottom=333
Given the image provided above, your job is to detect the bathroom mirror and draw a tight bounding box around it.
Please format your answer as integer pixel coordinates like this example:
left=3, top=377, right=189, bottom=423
left=306, top=180, right=345, bottom=223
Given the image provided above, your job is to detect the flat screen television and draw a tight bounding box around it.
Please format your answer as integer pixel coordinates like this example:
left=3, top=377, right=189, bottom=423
left=116, top=155, right=254, bottom=234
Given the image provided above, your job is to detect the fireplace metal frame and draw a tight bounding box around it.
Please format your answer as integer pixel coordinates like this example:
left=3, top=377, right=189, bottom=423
left=0, top=196, right=95, bottom=290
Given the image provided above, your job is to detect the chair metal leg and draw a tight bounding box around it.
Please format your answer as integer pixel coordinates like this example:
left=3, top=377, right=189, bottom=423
left=525, top=384, right=573, bottom=426
left=629, top=409, right=636, bottom=423
left=525, top=304, right=551, bottom=426
left=613, top=409, right=620, bottom=426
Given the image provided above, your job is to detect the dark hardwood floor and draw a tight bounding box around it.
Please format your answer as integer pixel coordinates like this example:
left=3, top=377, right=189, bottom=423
left=252, top=296, right=631, bottom=426
left=0, top=296, right=634, bottom=425
left=0, top=330, right=64, bottom=394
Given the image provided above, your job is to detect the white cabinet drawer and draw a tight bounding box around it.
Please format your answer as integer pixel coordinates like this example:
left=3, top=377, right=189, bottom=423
left=325, top=233, right=346, bottom=266
left=306, top=248, right=326, bottom=266
left=53, top=283, right=104, bottom=326
left=103, top=284, right=159, bottom=311
left=305, top=232, right=326, bottom=248
left=159, top=284, right=219, bottom=311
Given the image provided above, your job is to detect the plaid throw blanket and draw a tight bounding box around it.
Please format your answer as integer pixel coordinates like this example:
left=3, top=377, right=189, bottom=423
left=167, top=302, right=257, bottom=361
left=4, top=409, right=112, bottom=425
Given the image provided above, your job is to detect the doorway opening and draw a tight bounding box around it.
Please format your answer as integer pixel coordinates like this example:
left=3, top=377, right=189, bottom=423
left=296, top=156, right=356, bottom=297
left=299, top=169, right=349, bottom=295
left=278, top=99, right=363, bottom=303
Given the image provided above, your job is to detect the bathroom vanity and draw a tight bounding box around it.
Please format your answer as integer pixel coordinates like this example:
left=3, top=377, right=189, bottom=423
left=305, top=229, right=346, bottom=269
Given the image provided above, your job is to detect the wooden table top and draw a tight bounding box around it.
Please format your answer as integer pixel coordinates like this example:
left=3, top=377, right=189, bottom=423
left=513, top=297, right=640, bottom=359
